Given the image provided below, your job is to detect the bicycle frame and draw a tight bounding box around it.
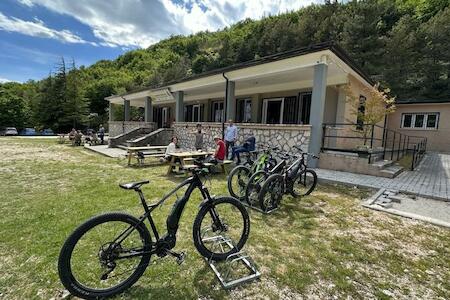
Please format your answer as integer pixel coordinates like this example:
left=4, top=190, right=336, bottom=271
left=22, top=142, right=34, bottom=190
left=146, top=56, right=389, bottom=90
left=112, top=172, right=217, bottom=260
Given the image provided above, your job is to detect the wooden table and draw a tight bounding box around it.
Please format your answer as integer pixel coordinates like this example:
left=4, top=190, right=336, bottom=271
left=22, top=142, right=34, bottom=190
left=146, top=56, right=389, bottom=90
left=166, top=151, right=214, bottom=175
left=126, top=146, right=168, bottom=166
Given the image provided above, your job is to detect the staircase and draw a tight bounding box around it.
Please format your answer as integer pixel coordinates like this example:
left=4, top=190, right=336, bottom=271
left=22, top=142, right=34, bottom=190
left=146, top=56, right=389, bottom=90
left=111, top=127, right=174, bottom=149
left=370, top=159, right=404, bottom=178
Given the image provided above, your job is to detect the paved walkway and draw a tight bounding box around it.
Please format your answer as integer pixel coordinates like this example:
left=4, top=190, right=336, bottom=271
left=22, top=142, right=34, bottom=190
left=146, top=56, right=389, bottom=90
left=316, top=152, right=450, bottom=201
left=84, top=144, right=126, bottom=158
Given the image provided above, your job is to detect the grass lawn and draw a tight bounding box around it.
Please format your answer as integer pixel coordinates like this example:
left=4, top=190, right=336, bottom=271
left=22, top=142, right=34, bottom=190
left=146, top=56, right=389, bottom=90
left=0, top=138, right=449, bottom=299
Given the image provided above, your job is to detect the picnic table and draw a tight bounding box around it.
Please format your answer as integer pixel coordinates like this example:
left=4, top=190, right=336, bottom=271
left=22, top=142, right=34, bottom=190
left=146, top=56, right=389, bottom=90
left=126, top=146, right=168, bottom=166
left=166, top=150, right=214, bottom=175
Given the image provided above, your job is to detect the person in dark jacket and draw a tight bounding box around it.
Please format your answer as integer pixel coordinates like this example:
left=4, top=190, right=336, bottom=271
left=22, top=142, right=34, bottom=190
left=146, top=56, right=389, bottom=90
left=231, top=133, right=256, bottom=164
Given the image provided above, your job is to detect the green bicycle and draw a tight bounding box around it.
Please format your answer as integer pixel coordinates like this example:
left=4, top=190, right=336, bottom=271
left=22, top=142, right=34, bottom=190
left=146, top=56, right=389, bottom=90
left=227, top=145, right=278, bottom=201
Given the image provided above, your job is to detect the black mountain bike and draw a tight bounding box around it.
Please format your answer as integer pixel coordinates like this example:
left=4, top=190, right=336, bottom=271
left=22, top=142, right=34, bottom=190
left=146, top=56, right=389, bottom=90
left=58, top=161, right=250, bottom=299
left=258, top=149, right=318, bottom=211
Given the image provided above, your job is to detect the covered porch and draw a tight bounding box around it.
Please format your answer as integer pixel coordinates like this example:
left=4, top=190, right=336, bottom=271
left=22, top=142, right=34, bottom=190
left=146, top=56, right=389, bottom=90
left=105, top=44, right=373, bottom=167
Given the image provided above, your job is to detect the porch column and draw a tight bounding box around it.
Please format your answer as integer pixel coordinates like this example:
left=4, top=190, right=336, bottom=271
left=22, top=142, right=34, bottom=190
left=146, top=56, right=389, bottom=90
left=174, top=91, right=184, bottom=122
left=144, top=96, right=153, bottom=122
left=336, top=86, right=346, bottom=125
left=124, top=99, right=130, bottom=121
left=225, top=81, right=235, bottom=121
left=109, top=102, right=114, bottom=121
left=308, top=63, right=328, bottom=167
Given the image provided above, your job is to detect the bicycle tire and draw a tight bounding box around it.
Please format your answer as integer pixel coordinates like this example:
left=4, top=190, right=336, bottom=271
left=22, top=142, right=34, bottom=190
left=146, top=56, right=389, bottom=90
left=193, top=197, right=250, bottom=261
left=58, top=212, right=152, bottom=299
left=227, top=165, right=251, bottom=200
left=290, top=169, right=317, bottom=198
left=259, top=174, right=285, bottom=212
left=245, top=170, right=269, bottom=206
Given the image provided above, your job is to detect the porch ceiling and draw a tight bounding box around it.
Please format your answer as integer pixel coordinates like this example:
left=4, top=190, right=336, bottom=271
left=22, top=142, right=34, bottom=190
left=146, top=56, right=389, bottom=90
left=183, top=63, right=346, bottom=101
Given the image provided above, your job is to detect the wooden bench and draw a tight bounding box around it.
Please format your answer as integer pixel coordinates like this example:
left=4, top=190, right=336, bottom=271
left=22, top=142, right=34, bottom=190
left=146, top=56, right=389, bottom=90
left=126, top=146, right=168, bottom=166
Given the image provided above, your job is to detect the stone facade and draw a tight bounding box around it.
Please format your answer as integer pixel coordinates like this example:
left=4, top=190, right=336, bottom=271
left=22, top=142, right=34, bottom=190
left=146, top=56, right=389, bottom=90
left=108, top=121, right=156, bottom=138
left=173, top=122, right=311, bottom=152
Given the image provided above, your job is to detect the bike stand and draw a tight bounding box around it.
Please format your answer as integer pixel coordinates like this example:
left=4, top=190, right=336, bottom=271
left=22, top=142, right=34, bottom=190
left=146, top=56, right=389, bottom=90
left=242, top=202, right=279, bottom=214
left=203, top=235, right=261, bottom=289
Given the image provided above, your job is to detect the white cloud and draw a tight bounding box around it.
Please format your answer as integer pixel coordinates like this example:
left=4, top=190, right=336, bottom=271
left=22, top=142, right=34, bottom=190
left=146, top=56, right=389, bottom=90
left=16, top=0, right=322, bottom=48
left=0, top=77, right=13, bottom=83
left=0, top=11, right=96, bottom=45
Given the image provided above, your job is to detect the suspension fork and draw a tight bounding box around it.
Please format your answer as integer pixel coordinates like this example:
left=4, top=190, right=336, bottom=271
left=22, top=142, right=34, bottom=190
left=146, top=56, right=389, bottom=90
left=198, top=181, right=223, bottom=229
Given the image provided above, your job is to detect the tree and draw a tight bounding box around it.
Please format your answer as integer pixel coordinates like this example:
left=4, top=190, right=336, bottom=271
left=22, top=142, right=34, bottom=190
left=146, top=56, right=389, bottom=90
left=0, top=84, right=28, bottom=128
left=345, top=82, right=396, bottom=147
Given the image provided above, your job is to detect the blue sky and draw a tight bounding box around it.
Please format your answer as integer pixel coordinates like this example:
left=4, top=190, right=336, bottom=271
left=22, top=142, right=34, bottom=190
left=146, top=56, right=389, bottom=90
left=0, top=0, right=322, bottom=83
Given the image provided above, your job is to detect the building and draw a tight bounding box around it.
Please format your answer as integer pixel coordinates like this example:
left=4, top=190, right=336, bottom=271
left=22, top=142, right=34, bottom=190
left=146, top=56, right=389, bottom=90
left=106, top=42, right=380, bottom=168
left=387, top=98, right=450, bottom=152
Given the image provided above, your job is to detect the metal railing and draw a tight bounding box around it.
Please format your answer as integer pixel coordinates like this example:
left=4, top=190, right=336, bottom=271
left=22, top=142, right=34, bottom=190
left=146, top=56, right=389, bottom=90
left=321, top=123, right=427, bottom=170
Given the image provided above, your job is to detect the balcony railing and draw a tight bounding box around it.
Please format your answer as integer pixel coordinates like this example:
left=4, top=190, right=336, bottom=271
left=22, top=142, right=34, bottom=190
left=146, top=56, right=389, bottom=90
left=321, top=123, right=427, bottom=171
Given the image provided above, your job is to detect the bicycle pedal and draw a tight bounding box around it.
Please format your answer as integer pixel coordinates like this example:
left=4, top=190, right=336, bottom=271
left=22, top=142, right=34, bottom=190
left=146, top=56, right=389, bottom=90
left=176, top=252, right=186, bottom=265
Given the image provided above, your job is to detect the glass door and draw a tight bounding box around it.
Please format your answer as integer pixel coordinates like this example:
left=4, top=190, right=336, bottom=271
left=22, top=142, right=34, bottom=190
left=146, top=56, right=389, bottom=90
left=262, top=98, right=284, bottom=124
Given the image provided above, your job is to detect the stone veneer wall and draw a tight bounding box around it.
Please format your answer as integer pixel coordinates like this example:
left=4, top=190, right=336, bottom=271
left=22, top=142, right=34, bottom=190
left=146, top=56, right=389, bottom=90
left=108, top=121, right=156, bottom=137
left=173, top=122, right=311, bottom=152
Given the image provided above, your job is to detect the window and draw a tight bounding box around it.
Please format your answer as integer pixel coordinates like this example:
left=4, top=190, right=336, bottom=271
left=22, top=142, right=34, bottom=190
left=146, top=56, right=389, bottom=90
left=401, top=113, right=439, bottom=129
left=211, top=101, right=224, bottom=122
left=356, top=95, right=366, bottom=130
left=185, top=104, right=203, bottom=122
left=299, top=93, right=312, bottom=124
left=236, top=98, right=252, bottom=123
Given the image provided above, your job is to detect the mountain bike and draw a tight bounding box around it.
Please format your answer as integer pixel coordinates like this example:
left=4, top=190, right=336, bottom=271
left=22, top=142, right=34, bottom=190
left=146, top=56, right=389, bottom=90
left=58, top=160, right=250, bottom=299
left=227, top=145, right=278, bottom=201
left=258, top=149, right=318, bottom=211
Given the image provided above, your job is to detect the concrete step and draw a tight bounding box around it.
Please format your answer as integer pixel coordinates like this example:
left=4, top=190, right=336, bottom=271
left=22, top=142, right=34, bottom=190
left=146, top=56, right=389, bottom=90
left=380, top=165, right=404, bottom=178
left=371, top=160, right=394, bottom=169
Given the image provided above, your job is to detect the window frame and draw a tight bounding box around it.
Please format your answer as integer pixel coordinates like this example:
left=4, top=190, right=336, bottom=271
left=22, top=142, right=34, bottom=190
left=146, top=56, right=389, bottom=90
left=400, top=112, right=439, bottom=130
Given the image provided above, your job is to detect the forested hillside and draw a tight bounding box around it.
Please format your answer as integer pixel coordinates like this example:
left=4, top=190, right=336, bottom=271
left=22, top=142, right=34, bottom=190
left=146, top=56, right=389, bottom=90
left=1, top=0, right=449, bottom=131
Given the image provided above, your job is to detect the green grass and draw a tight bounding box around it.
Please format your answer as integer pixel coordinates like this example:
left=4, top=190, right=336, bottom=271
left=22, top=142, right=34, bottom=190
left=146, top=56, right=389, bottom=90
left=0, top=137, right=449, bottom=299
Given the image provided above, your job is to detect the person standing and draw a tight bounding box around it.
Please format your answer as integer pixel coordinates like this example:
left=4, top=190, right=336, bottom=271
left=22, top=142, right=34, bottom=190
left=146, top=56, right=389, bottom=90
left=224, top=119, right=238, bottom=159
left=98, top=124, right=105, bottom=145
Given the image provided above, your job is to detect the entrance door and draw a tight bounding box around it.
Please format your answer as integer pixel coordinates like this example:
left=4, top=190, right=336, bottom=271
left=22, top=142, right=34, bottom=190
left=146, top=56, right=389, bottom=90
left=192, top=104, right=201, bottom=122
left=162, top=107, right=168, bottom=127
left=299, top=93, right=312, bottom=124
left=262, top=98, right=284, bottom=124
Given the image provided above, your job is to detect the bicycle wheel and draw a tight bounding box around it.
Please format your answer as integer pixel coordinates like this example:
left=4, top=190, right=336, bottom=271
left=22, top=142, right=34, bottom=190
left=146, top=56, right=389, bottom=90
left=227, top=165, right=251, bottom=200
left=58, top=212, right=152, bottom=299
left=245, top=170, right=269, bottom=206
left=259, top=174, right=285, bottom=212
left=193, top=197, right=250, bottom=261
left=290, top=169, right=318, bottom=197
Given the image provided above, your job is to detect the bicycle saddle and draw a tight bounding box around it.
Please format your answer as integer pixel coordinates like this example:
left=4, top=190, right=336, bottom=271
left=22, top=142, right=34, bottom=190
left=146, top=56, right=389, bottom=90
left=119, top=180, right=150, bottom=190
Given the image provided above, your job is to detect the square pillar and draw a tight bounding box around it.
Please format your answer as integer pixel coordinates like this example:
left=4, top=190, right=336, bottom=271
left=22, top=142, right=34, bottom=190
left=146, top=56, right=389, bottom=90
left=174, top=91, right=184, bottom=122
left=225, top=81, right=235, bottom=121
left=144, top=96, right=153, bottom=122
left=109, top=102, right=114, bottom=121
left=124, top=99, right=130, bottom=121
left=336, top=86, right=347, bottom=125
left=308, top=63, right=328, bottom=167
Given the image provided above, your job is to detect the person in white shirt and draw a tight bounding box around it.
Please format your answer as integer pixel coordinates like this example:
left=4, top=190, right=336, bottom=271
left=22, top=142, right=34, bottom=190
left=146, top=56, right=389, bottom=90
left=160, top=136, right=178, bottom=163
left=224, top=119, right=238, bottom=159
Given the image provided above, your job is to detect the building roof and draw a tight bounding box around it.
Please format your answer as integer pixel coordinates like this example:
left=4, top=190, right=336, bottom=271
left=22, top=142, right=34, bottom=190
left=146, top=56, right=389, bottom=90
left=114, top=41, right=374, bottom=98
left=396, top=98, right=450, bottom=104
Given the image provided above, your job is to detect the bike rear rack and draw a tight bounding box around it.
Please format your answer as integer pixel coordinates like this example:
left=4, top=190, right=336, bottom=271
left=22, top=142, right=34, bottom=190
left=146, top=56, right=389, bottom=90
left=203, top=234, right=260, bottom=289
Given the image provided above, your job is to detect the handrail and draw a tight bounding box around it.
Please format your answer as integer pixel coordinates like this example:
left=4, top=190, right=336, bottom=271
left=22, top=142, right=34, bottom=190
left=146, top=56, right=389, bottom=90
left=321, top=122, right=427, bottom=170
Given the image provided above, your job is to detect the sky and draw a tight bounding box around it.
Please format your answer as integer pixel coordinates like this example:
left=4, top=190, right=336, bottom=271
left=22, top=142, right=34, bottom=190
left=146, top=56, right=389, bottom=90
left=0, top=0, right=322, bottom=83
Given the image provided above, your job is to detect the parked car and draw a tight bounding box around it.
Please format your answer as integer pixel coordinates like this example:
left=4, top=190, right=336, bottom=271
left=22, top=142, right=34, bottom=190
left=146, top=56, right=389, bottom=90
left=41, top=128, right=55, bottom=135
left=4, top=127, right=18, bottom=136
left=20, top=128, right=38, bottom=136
